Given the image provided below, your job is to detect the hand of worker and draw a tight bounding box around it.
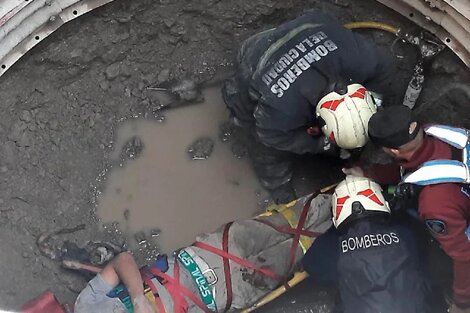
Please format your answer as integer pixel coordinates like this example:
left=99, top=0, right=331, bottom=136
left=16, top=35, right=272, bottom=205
left=449, top=304, right=470, bottom=313
left=342, top=166, right=364, bottom=177
left=133, top=294, right=157, bottom=313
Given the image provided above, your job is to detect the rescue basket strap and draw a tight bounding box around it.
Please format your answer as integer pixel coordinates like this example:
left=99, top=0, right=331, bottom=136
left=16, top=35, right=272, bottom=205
left=140, top=272, right=169, bottom=313
left=148, top=266, right=213, bottom=313
left=286, top=195, right=314, bottom=274
left=192, top=242, right=283, bottom=281
left=222, top=222, right=233, bottom=312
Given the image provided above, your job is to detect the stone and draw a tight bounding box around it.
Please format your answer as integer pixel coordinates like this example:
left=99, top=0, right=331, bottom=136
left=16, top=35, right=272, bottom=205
left=3, top=141, right=17, bottom=166
left=157, top=69, right=171, bottom=84
left=187, top=137, right=214, bottom=160
left=20, top=110, right=32, bottom=123
left=105, top=62, right=132, bottom=80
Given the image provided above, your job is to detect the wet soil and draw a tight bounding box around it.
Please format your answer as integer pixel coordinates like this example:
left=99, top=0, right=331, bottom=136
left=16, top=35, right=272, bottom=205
left=98, top=87, right=266, bottom=253
left=0, top=0, right=468, bottom=310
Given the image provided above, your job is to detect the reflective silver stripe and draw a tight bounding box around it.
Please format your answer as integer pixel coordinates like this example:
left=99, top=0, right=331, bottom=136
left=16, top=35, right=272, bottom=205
left=424, top=125, right=469, bottom=149
left=183, top=247, right=218, bottom=286
left=403, top=160, right=470, bottom=185
left=253, top=23, right=322, bottom=79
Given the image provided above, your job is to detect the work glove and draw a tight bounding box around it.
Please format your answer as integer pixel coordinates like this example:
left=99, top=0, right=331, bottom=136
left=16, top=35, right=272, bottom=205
left=317, top=135, right=339, bottom=157
left=270, top=183, right=297, bottom=204
left=389, top=183, right=419, bottom=212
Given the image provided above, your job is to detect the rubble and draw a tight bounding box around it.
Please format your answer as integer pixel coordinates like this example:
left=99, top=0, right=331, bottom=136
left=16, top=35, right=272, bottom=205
left=187, top=137, right=215, bottom=160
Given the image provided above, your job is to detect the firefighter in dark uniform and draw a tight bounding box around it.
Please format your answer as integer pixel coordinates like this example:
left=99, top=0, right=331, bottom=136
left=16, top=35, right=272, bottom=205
left=222, top=11, right=396, bottom=204
left=344, top=106, right=470, bottom=313
left=303, top=176, right=430, bottom=313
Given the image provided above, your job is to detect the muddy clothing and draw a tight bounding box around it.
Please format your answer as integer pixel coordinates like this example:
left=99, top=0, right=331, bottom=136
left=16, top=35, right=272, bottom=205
left=363, top=135, right=470, bottom=307
left=223, top=12, right=395, bottom=201
left=76, top=193, right=333, bottom=313
left=75, top=274, right=126, bottom=313
left=303, top=218, right=430, bottom=313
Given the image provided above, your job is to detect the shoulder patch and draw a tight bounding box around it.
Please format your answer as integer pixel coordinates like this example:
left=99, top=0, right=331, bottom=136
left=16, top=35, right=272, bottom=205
left=461, top=185, right=470, bottom=198
left=425, top=219, right=447, bottom=236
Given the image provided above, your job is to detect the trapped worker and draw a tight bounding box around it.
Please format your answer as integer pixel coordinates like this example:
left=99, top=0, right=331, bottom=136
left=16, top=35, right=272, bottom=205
left=74, top=191, right=332, bottom=313
left=343, top=106, right=470, bottom=313
left=75, top=252, right=157, bottom=313
left=222, top=11, right=396, bottom=204
left=302, top=176, right=430, bottom=313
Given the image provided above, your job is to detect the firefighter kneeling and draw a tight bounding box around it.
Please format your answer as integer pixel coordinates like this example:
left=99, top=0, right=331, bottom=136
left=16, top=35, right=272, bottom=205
left=303, top=176, right=431, bottom=313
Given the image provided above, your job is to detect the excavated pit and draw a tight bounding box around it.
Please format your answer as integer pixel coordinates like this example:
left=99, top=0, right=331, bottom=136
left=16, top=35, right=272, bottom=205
left=0, top=0, right=469, bottom=311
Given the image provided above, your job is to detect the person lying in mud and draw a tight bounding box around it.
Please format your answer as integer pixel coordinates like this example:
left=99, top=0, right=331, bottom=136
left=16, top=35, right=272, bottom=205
left=74, top=190, right=333, bottom=313
left=303, top=176, right=431, bottom=313
left=222, top=11, right=396, bottom=204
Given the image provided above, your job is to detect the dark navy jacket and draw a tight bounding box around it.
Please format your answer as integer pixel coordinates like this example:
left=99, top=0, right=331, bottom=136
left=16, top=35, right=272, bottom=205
left=223, top=12, right=395, bottom=196
left=225, top=11, right=395, bottom=154
left=303, top=218, right=430, bottom=313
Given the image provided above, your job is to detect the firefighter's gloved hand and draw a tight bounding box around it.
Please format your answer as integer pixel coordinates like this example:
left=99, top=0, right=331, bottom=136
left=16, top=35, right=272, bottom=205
left=317, top=135, right=339, bottom=157
left=390, top=183, right=416, bottom=212
left=270, top=183, right=297, bottom=204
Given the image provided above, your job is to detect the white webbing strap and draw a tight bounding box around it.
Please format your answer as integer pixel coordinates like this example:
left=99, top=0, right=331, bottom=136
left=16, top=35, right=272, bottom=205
left=424, top=125, right=468, bottom=149
left=403, top=160, right=470, bottom=185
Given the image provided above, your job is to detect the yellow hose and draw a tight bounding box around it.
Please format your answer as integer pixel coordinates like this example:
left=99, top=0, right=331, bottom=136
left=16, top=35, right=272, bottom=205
left=344, top=21, right=399, bottom=35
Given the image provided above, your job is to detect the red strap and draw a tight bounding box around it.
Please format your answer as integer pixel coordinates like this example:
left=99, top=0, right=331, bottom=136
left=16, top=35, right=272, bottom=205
left=254, top=218, right=321, bottom=238
left=222, top=222, right=233, bottom=312
left=141, top=271, right=159, bottom=295
left=286, top=196, right=313, bottom=272
left=193, top=241, right=283, bottom=281
left=173, top=258, right=185, bottom=313
left=139, top=271, right=168, bottom=313
left=149, top=267, right=213, bottom=313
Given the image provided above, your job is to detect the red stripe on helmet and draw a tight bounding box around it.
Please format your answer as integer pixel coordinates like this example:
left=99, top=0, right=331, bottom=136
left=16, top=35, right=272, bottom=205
left=357, top=188, right=384, bottom=206
left=329, top=132, right=336, bottom=144
left=320, top=98, right=345, bottom=111
left=335, top=195, right=350, bottom=219
left=351, top=87, right=367, bottom=99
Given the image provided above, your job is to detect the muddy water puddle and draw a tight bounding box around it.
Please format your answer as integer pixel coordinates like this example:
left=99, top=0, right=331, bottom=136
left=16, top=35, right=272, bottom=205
left=98, top=87, right=266, bottom=253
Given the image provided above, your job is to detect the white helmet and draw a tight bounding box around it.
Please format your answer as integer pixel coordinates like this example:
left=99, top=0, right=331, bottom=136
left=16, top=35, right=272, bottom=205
left=332, top=175, right=390, bottom=228
left=316, top=83, right=377, bottom=149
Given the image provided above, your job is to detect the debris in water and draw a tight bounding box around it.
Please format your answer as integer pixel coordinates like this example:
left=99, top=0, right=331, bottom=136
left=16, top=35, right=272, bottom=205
left=219, top=121, right=237, bottom=142
left=169, top=79, right=202, bottom=102
left=123, top=209, right=130, bottom=221
left=231, top=142, right=248, bottom=159
left=122, top=136, right=144, bottom=160
left=154, top=113, right=166, bottom=123
left=187, top=137, right=214, bottom=160
left=150, top=228, right=161, bottom=238
left=135, top=231, right=148, bottom=245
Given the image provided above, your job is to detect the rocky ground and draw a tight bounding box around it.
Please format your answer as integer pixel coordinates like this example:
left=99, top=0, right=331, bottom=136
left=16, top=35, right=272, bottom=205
left=0, top=0, right=469, bottom=310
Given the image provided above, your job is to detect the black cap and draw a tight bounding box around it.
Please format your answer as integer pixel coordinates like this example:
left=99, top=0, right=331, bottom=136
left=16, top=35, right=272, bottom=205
left=368, top=106, right=419, bottom=148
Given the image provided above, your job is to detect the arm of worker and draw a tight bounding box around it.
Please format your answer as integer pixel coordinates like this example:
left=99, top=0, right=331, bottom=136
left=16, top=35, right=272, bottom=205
left=100, top=252, right=155, bottom=313
left=419, top=185, right=470, bottom=310
left=342, top=162, right=401, bottom=185
left=253, top=104, right=335, bottom=155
